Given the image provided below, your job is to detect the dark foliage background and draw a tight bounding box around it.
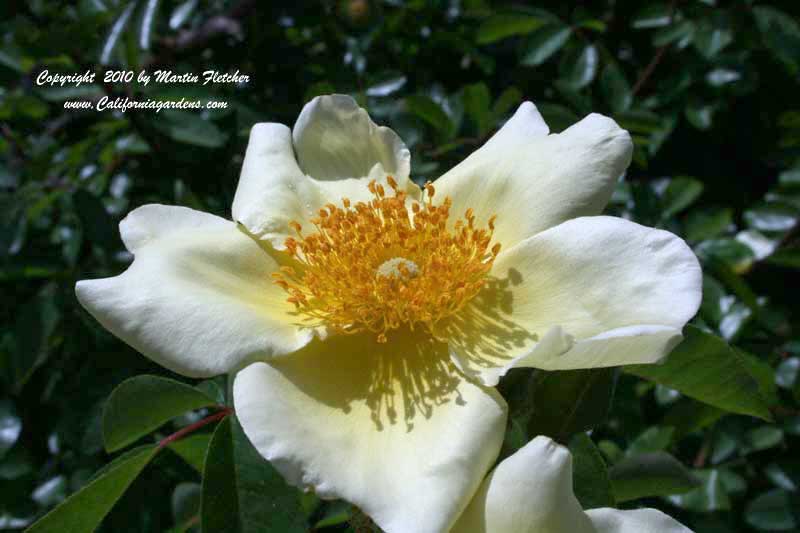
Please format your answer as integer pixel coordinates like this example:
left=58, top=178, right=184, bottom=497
left=2, top=0, right=800, bottom=531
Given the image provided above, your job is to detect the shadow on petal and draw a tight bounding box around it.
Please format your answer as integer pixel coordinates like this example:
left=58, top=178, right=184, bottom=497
left=267, top=330, right=470, bottom=431
left=443, top=268, right=539, bottom=372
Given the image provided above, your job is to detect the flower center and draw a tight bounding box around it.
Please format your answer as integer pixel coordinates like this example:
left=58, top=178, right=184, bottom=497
left=273, top=177, right=501, bottom=343
left=376, top=257, right=419, bottom=279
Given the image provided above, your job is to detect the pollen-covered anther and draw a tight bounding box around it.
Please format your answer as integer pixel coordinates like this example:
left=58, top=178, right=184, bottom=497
left=376, top=257, right=420, bottom=279
left=273, top=177, right=501, bottom=342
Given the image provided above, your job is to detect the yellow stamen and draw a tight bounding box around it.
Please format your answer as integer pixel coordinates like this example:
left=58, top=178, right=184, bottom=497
left=273, top=177, right=500, bottom=342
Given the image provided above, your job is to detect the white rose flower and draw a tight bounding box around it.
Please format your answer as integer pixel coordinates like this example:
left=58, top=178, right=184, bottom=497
left=452, top=436, right=693, bottom=533
left=76, top=94, right=702, bottom=533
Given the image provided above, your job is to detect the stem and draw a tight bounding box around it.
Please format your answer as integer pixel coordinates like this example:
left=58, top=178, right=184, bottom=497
left=157, top=407, right=232, bottom=449
left=631, top=0, right=680, bottom=97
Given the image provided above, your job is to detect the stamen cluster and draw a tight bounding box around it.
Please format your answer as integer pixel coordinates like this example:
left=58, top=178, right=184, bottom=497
left=273, top=177, right=501, bottom=342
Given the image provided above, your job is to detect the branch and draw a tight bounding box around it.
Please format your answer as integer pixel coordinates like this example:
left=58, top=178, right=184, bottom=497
left=631, top=0, right=680, bottom=97
left=145, top=0, right=257, bottom=68
left=157, top=407, right=232, bottom=449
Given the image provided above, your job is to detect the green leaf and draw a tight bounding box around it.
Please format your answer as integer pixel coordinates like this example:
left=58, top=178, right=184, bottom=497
left=693, top=14, right=733, bottom=59
left=172, top=482, right=201, bottom=532
left=103, top=375, right=218, bottom=452
left=139, top=0, right=160, bottom=50
left=765, top=461, right=800, bottom=491
left=767, top=248, right=800, bottom=268
left=753, top=6, right=800, bottom=76
left=661, top=176, right=703, bottom=219
left=744, top=202, right=799, bottom=233
left=10, top=284, right=61, bottom=390
left=314, top=501, right=353, bottom=529
left=520, top=25, right=572, bottom=66
left=74, top=189, right=116, bottom=249
left=100, top=2, right=137, bottom=65
left=0, top=401, right=21, bottom=460
left=476, top=14, right=548, bottom=45
left=599, top=60, right=631, bottom=113
left=685, top=207, right=732, bottom=242
left=632, top=4, right=674, bottom=30
left=527, top=368, right=616, bottom=443
left=405, top=95, right=454, bottom=138
left=169, top=0, right=198, bottom=30
left=201, top=416, right=307, bottom=533
left=745, top=489, right=799, bottom=531
left=169, top=434, right=212, bottom=472
left=742, top=426, right=784, bottom=455
left=569, top=434, right=615, bottom=509
left=490, top=87, right=523, bottom=119
left=776, top=358, right=799, bottom=389
left=668, top=469, right=731, bottom=512
left=462, top=83, right=491, bottom=135
left=685, top=101, right=714, bottom=131
left=536, top=102, right=579, bottom=133
left=653, top=20, right=695, bottom=48
left=155, top=111, right=228, bottom=148
left=625, top=326, right=772, bottom=421
left=26, top=445, right=159, bottom=533
left=627, top=426, right=675, bottom=455
left=610, top=452, right=698, bottom=502
left=662, top=398, right=725, bottom=441
left=559, top=44, right=599, bottom=90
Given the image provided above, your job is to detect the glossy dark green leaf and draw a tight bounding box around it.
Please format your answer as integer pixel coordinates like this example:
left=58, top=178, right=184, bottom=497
left=476, top=13, right=549, bottom=45
left=627, top=426, right=674, bottom=455
left=314, top=501, right=353, bottom=529
left=169, top=0, right=198, bottom=29
left=745, top=489, right=799, bottom=531
left=626, top=326, right=772, bottom=421
left=100, top=1, right=137, bottom=64
left=169, top=434, right=212, bottom=472
left=559, top=44, right=598, bottom=90
left=103, top=375, right=218, bottom=452
left=527, top=368, right=616, bottom=443
left=668, top=469, right=731, bottom=512
left=569, top=434, right=615, bottom=509
left=139, top=0, right=160, bottom=50
left=0, top=401, right=21, bottom=460
left=462, top=83, right=491, bottom=135
left=172, top=482, right=201, bottom=532
left=520, top=25, right=572, bottom=66
left=737, top=349, right=779, bottom=407
left=744, top=202, right=799, bottom=233
left=536, top=102, right=579, bottom=132
left=754, top=6, right=800, bottom=75
left=610, top=452, right=698, bottom=502
left=491, top=87, right=523, bottom=119
left=405, top=95, right=454, bottom=138
left=599, top=61, right=632, bottom=114
left=693, top=16, right=733, bottom=59
left=632, top=4, right=673, bottom=30
left=10, top=284, right=61, bottom=390
left=365, top=74, right=407, bottom=97
left=685, top=102, right=714, bottom=131
left=653, top=20, right=695, bottom=47
left=661, top=176, right=703, bottom=218
left=155, top=111, right=228, bottom=148
left=74, top=189, right=116, bottom=248
left=27, top=445, right=159, bottom=533
left=742, top=426, right=784, bottom=455
left=201, top=416, right=307, bottom=533
left=684, top=207, right=732, bottom=242
left=662, top=398, right=725, bottom=441
left=765, top=461, right=800, bottom=491
left=776, top=358, right=799, bottom=389
left=767, top=248, right=800, bottom=268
